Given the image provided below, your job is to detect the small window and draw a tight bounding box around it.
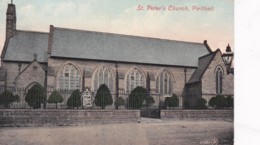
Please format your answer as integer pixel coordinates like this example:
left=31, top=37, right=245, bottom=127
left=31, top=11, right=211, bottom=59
left=33, top=66, right=38, bottom=70
left=215, top=66, right=223, bottom=94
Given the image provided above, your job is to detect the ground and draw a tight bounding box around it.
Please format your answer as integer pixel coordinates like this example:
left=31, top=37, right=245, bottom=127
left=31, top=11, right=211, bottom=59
left=0, top=119, right=233, bottom=145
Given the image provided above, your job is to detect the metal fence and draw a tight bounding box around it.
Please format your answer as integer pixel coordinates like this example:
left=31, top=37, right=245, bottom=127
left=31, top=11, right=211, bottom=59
left=0, top=86, right=164, bottom=110
left=0, top=86, right=232, bottom=110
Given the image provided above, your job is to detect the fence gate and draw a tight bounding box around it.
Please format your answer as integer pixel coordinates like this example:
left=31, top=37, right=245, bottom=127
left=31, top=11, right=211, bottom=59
left=140, top=93, right=162, bottom=119
left=140, top=107, right=161, bottom=118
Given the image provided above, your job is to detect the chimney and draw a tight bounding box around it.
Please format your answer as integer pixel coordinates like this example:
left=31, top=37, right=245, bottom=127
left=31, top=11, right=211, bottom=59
left=6, top=3, right=16, bottom=40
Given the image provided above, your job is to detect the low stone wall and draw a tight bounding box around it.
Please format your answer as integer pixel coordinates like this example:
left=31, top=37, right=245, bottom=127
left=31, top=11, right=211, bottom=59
left=161, top=110, right=233, bottom=121
left=0, top=109, right=140, bottom=127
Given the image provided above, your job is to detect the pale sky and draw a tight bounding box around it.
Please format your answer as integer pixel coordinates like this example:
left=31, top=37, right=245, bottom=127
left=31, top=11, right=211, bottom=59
left=0, top=0, right=234, bottom=54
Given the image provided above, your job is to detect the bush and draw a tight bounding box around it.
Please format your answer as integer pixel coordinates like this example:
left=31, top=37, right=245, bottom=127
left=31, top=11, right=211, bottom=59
left=25, top=84, right=46, bottom=109
left=209, top=95, right=227, bottom=109
left=195, top=98, right=207, bottom=109
left=95, top=84, right=113, bottom=109
left=0, top=90, right=16, bottom=108
left=128, top=86, right=148, bottom=109
left=67, top=89, right=81, bottom=109
left=226, top=95, right=234, bottom=108
left=114, top=97, right=126, bottom=108
left=165, top=94, right=179, bottom=109
left=48, top=91, right=63, bottom=109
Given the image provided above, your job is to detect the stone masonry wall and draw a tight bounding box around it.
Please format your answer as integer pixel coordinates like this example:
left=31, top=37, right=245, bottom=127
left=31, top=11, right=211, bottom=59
left=1, top=61, right=47, bottom=87
left=0, top=109, right=140, bottom=127
left=15, top=61, right=45, bottom=89
left=161, top=110, right=233, bottom=121
left=47, top=58, right=195, bottom=102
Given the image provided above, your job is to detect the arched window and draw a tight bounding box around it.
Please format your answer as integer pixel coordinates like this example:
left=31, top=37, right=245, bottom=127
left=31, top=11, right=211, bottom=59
left=156, top=69, right=172, bottom=95
left=57, top=64, right=81, bottom=90
left=125, top=67, right=145, bottom=94
left=215, top=66, right=223, bottom=94
left=93, top=65, right=114, bottom=93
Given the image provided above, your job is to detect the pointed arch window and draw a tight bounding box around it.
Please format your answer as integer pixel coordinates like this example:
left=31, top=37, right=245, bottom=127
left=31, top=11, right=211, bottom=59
left=58, top=64, right=81, bottom=90
left=156, top=70, right=172, bottom=95
left=215, top=66, right=223, bottom=94
left=93, top=65, right=114, bottom=93
left=125, top=68, right=145, bottom=94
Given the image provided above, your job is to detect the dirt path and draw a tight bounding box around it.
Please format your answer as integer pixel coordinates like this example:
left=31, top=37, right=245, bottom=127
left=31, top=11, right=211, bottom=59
left=0, top=120, right=233, bottom=145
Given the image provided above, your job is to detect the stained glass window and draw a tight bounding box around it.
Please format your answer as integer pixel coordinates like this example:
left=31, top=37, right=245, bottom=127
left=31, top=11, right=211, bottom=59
left=93, top=65, right=114, bottom=93
left=215, top=66, right=223, bottom=94
left=125, top=68, right=145, bottom=94
left=58, top=64, right=81, bottom=90
left=156, top=69, right=172, bottom=95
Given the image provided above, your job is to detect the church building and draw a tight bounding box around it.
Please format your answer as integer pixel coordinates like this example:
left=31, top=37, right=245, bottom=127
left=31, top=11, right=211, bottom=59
left=0, top=3, right=234, bottom=108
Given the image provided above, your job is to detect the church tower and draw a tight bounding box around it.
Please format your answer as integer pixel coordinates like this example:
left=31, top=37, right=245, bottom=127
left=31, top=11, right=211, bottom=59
left=6, top=2, right=16, bottom=40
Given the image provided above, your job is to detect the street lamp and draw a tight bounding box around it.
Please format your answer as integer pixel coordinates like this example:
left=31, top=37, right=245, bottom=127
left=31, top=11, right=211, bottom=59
left=222, top=44, right=234, bottom=74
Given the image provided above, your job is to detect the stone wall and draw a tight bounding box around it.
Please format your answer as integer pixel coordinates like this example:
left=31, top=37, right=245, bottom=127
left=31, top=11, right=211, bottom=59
left=1, top=61, right=47, bottom=87
left=47, top=58, right=195, bottom=96
left=15, top=61, right=46, bottom=89
left=161, top=110, right=233, bottom=121
left=0, top=109, right=140, bottom=127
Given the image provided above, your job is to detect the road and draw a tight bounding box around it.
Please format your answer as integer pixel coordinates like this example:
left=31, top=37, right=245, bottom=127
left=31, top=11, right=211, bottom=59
left=0, top=119, right=233, bottom=145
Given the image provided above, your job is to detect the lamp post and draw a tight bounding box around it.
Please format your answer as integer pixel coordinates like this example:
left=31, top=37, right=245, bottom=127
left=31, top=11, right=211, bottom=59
left=222, top=44, right=234, bottom=75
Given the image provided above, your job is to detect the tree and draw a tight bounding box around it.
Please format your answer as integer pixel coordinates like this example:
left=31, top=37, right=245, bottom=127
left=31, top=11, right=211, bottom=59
left=25, top=84, right=46, bottom=109
left=47, top=91, right=63, bottom=109
left=226, top=95, right=234, bottom=108
left=14, top=95, right=20, bottom=102
left=0, top=90, right=16, bottom=108
left=128, top=86, right=148, bottom=109
left=165, top=93, right=179, bottom=109
left=209, top=95, right=227, bottom=109
left=183, top=100, right=190, bottom=109
left=195, top=98, right=207, bottom=109
left=114, top=97, right=125, bottom=108
left=67, top=89, right=81, bottom=109
left=95, top=84, right=113, bottom=109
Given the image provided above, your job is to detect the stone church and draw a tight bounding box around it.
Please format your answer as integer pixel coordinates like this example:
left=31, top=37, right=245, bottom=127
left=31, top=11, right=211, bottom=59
left=0, top=3, right=233, bottom=108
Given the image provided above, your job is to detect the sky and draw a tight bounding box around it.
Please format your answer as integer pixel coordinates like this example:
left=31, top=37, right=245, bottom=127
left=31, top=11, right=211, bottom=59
left=0, top=0, right=234, bottom=53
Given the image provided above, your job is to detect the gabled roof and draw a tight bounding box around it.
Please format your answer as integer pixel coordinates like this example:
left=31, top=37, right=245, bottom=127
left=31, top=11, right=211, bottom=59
left=187, top=50, right=219, bottom=84
left=15, top=60, right=46, bottom=80
left=3, top=30, right=49, bottom=63
left=50, top=26, right=210, bottom=67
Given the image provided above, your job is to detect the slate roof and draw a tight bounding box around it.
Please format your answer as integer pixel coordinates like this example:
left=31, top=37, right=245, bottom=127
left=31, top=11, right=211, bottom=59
left=187, top=51, right=217, bottom=84
left=3, top=30, right=49, bottom=63
left=50, top=27, right=210, bottom=67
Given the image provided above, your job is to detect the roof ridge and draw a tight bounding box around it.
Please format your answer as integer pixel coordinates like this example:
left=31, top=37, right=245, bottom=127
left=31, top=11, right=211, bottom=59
left=16, top=29, right=49, bottom=34
left=198, top=50, right=217, bottom=60
left=53, top=26, right=204, bottom=45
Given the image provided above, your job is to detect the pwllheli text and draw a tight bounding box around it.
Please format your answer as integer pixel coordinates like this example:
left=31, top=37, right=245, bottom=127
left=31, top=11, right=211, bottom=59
left=136, top=5, right=214, bottom=12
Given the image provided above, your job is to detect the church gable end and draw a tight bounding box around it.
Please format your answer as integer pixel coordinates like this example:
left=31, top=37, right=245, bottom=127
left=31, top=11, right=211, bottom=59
left=15, top=61, right=46, bottom=89
left=201, top=50, right=234, bottom=102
